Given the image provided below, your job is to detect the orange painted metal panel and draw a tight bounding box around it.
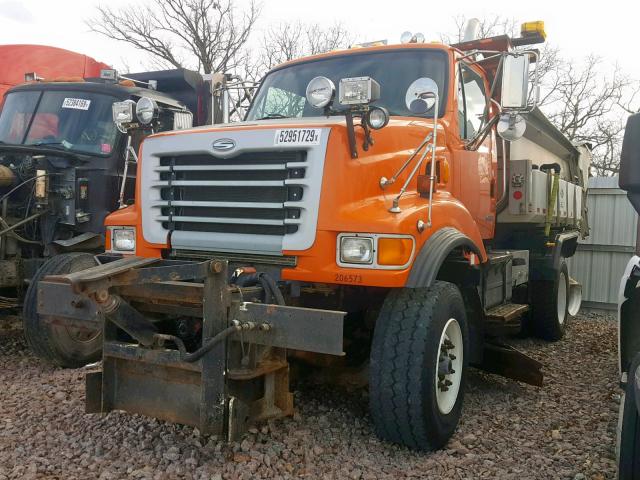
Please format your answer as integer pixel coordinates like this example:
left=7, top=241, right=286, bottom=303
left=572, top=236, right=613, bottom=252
left=113, top=44, right=495, bottom=287
left=0, top=44, right=110, bottom=99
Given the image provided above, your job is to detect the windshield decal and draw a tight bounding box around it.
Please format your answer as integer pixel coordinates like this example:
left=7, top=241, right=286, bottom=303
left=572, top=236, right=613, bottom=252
left=61, top=98, right=91, bottom=110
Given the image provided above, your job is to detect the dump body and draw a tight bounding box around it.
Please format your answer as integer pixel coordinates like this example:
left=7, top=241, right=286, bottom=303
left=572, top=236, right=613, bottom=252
left=0, top=44, right=110, bottom=101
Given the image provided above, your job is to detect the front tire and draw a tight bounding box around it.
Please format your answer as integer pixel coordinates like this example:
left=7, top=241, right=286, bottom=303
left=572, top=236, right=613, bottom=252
left=619, top=354, right=640, bottom=479
left=369, top=281, right=468, bottom=451
left=23, top=253, right=102, bottom=368
left=531, top=260, right=569, bottom=341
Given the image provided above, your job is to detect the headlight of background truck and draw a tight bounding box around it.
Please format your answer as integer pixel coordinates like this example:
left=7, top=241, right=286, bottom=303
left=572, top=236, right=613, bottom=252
left=109, top=227, right=136, bottom=252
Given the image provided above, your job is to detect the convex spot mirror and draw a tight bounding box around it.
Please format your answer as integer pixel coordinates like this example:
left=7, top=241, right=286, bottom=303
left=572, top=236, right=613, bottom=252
left=405, top=78, right=438, bottom=114
left=501, top=54, right=530, bottom=110
left=497, top=113, right=526, bottom=142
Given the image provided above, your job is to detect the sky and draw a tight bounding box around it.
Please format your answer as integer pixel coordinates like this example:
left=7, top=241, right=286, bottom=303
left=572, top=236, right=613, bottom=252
left=0, top=0, right=638, bottom=80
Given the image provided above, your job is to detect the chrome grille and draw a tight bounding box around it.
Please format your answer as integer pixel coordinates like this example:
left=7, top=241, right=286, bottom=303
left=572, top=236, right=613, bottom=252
left=152, top=151, right=307, bottom=237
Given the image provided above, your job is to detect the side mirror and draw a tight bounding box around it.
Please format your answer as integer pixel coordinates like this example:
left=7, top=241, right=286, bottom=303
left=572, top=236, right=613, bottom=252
left=501, top=54, right=530, bottom=110
left=620, top=113, right=640, bottom=214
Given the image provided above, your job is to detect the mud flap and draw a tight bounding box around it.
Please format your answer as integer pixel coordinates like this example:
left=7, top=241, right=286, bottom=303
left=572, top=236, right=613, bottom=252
left=478, top=342, right=543, bottom=387
left=568, top=277, right=582, bottom=316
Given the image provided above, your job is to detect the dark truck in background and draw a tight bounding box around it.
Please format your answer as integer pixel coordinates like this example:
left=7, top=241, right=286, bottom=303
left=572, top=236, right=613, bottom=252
left=617, top=112, right=640, bottom=479
left=0, top=68, right=217, bottom=365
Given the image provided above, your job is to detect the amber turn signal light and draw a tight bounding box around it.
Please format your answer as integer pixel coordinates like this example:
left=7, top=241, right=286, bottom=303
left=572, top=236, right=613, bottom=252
left=377, top=238, right=413, bottom=266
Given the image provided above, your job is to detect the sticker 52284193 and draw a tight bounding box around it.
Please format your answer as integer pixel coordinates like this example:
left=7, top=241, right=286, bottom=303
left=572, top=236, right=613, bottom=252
left=274, top=128, right=321, bottom=146
left=62, top=98, right=91, bottom=110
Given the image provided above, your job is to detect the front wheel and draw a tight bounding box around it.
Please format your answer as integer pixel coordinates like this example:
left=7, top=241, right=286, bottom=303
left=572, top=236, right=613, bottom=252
left=369, top=281, right=468, bottom=451
left=23, top=253, right=102, bottom=368
left=619, top=354, right=640, bottom=479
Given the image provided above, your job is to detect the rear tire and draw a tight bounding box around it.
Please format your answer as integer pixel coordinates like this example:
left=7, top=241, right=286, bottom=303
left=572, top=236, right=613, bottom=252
left=23, top=253, right=101, bottom=368
left=619, top=354, right=640, bottom=479
left=369, top=281, right=468, bottom=451
left=531, top=260, right=569, bottom=341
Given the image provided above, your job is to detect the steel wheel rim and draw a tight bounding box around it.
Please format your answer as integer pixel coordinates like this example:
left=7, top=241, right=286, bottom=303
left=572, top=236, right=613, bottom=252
left=557, top=271, right=567, bottom=325
left=435, top=318, right=463, bottom=415
left=64, top=325, right=100, bottom=343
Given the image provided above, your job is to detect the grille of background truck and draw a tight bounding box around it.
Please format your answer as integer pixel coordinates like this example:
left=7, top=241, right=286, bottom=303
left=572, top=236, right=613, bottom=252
left=153, top=151, right=307, bottom=237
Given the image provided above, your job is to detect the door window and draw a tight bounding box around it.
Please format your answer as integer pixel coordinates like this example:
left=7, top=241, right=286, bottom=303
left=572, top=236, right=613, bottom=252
left=457, top=65, right=487, bottom=140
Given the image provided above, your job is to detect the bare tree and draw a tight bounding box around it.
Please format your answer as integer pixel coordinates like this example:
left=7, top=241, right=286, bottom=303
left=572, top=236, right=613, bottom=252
left=256, top=21, right=353, bottom=73
left=538, top=55, right=635, bottom=175
left=441, top=16, right=639, bottom=176
left=87, top=0, right=260, bottom=74
left=543, top=56, right=629, bottom=138
left=440, top=15, right=519, bottom=44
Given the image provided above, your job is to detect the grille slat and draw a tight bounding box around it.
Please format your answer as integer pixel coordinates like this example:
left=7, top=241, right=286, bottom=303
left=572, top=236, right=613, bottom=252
left=155, top=164, right=287, bottom=172
left=153, top=180, right=285, bottom=187
left=155, top=151, right=307, bottom=237
left=152, top=201, right=283, bottom=209
left=158, top=216, right=289, bottom=226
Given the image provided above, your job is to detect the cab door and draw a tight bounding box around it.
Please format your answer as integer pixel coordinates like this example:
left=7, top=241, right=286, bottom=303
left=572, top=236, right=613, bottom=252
left=453, top=63, right=495, bottom=239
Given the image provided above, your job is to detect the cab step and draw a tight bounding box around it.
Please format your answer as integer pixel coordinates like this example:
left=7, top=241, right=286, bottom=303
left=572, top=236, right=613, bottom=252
left=485, top=303, right=529, bottom=336
left=486, top=302, right=529, bottom=322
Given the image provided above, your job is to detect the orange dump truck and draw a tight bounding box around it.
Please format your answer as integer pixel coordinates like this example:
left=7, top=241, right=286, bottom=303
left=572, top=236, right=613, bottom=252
left=35, top=22, right=589, bottom=450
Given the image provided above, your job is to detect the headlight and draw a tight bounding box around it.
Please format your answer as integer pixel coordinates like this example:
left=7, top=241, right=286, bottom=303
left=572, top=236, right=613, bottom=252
left=339, top=236, right=373, bottom=264
left=306, top=76, right=335, bottom=108
left=136, top=97, right=158, bottom=125
left=366, top=106, right=389, bottom=130
left=173, top=111, right=193, bottom=130
left=111, top=227, right=136, bottom=252
left=339, top=77, right=380, bottom=105
left=337, top=234, right=415, bottom=269
left=112, top=100, right=135, bottom=124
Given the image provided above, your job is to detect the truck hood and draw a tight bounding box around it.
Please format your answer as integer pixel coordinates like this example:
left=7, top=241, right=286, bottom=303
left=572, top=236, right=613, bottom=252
left=139, top=117, right=443, bottom=256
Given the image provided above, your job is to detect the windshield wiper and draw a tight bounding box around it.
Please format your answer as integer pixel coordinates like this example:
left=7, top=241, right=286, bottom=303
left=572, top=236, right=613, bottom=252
left=258, top=113, right=288, bottom=120
left=31, top=141, right=71, bottom=149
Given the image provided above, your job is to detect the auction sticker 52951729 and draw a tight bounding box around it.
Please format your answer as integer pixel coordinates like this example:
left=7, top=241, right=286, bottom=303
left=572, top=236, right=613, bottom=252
left=274, top=128, right=321, bottom=146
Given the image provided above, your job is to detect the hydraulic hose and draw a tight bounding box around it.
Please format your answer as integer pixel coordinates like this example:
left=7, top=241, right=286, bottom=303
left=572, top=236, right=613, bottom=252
left=0, top=214, right=43, bottom=245
left=234, top=271, right=285, bottom=306
left=154, top=271, right=284, bottom=363
left=154, top=324, right=242, bottom=363
left=0, top=173, right=58, bottom=205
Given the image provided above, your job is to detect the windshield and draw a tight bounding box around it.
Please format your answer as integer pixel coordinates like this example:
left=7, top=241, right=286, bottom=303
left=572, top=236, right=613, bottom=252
left=0, top=90, right=119, bottom=156
left=247, top=49, right=448, bottom=121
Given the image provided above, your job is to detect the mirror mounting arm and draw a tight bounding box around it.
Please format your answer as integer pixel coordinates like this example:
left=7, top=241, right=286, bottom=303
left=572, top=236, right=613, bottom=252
left=466, top=111, right=501, bottom=151
left=344, top=111, right=358, bottom=159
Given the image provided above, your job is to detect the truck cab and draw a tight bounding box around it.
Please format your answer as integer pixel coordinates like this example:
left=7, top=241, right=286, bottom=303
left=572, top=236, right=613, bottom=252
left=0, top=69, right=212, bottom=363
left=36, top=22, right=588, bottom=450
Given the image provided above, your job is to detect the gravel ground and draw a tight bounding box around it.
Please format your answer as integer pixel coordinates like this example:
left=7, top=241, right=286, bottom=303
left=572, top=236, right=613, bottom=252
left=0, top=312, right=619, bottom=480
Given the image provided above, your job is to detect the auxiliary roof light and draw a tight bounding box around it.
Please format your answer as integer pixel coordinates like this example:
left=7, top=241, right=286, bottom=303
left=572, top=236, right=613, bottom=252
left=400, top=31, right=426, bottom=44
left=306, top=76, right=336, bottom=109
